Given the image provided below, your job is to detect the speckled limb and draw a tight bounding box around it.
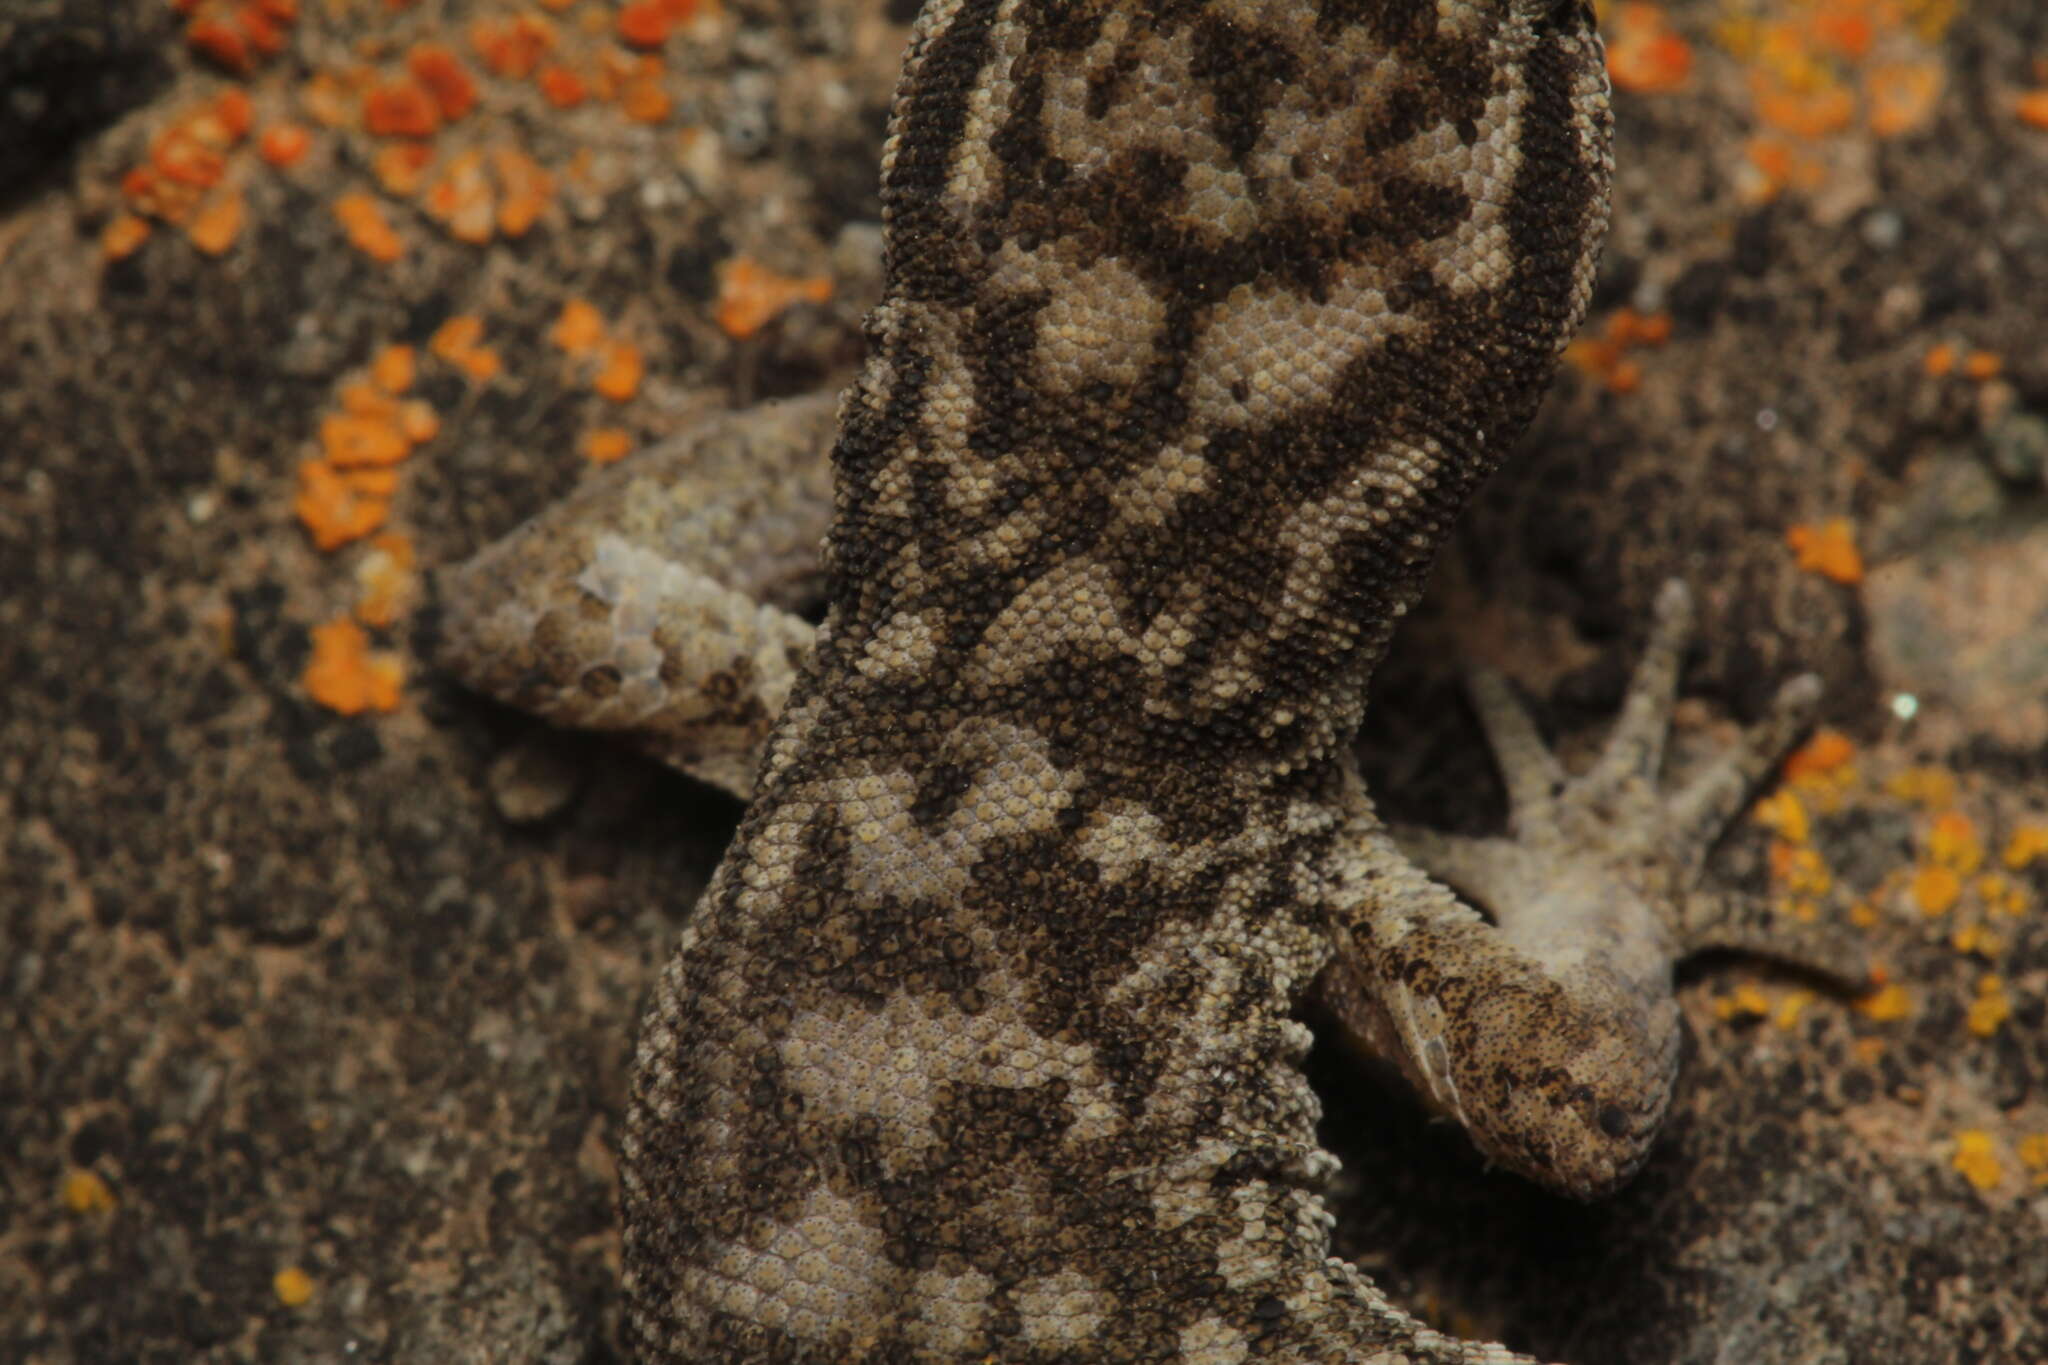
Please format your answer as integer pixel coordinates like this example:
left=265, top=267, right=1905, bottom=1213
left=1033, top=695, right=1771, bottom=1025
left=1319, top=580, right=1867, bottom=1200
left=437, top=394, right=835, bottom=798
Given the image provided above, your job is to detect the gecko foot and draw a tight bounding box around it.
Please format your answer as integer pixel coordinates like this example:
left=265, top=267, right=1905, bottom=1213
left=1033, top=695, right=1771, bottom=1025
left=1322, top=581, right=1866, bottom=1201
left=1396, top=579, right=1868, bottom=990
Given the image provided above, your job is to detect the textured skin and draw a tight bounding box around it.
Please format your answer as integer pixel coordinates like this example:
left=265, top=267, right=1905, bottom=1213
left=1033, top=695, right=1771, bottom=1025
left=624, top=1, right=1609, bottom=1359
left=437, top=1, right=1846, bottom=1359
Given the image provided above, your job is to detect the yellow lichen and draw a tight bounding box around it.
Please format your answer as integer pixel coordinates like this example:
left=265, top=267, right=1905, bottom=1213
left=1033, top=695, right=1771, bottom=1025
left=1950, top=1130, right=2002, bottom=1192
left=63, top=1169, right=117, bottom=1214
left=274, top=1266, right=316, bottom=1307
left=1855, top=982, right=1913, bottom=1022
left=1965, top=975, right=2010, bottom=1038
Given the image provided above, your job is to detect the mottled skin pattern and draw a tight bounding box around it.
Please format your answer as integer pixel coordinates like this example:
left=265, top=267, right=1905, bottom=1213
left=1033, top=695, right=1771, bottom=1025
left=634, top=0, right=1607, bottom=1357
left=437, top=0, right=1860, bottom=1360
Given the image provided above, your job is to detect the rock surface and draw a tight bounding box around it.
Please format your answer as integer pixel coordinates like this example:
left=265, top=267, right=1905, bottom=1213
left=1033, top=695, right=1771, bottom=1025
left=4, top=1, right=2045, bottom=1361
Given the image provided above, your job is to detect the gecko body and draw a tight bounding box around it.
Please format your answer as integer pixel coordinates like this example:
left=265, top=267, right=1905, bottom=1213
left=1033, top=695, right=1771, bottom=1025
left=439, top=1, right=1861, bottom=1359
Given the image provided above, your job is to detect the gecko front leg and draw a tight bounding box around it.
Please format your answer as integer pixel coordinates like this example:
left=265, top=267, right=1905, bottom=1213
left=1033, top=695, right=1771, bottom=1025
left=1317, top=580, right=1870, bottom=1200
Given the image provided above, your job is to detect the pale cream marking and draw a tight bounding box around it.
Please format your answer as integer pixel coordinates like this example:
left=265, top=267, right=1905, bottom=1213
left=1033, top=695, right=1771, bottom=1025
left=904, top=1266, right=998, bottom=1356
left=1426, top=92, right=1527, bottom=298
left=1183, top=279, right=1428, bottom=429
left=942, top=0, right=1028, bottom=212
left=987, top=244, right=1168, bottom=394
left=1106, top=438, right=1215, bottom=532
left=777, top=982, right=1108, bottom=1140
left=1178, top=1314, right=1253, bottom=1365
left=853, top=606, right=944, bottom=685
left=744, top=718, right=1079, bottom=906
left=970, top=556, right=1137, bottom=682
left=690, top=1184, right=889, bottom=1340
left=1013, top=1268, right=1116, bottom=1346
left=1071, top=800, right=1175, bottom=885
left=1039, top=25, right=1220, bottom=189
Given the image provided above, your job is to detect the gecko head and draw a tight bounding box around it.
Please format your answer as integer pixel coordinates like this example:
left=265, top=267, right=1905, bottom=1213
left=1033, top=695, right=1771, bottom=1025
left=1440, top=969, right=1684, bottom=1202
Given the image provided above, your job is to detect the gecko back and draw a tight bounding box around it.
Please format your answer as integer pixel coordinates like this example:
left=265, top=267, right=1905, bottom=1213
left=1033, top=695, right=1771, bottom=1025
left=622, top=1, right=1610, bottom=1360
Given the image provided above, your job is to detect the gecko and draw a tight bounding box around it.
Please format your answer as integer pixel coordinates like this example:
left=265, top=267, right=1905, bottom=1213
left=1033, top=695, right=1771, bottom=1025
left=438, top=0, right=1865, bottom=1359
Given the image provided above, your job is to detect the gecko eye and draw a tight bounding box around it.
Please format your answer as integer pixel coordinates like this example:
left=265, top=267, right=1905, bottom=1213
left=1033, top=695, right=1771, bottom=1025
left=1596, top=1103, right=1631, bottom=1139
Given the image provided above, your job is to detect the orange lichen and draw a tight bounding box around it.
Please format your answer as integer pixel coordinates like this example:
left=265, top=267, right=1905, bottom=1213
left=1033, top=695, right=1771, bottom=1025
left=539, top=64, right=587, bottom=108
left=492, top=145, right=552, bottom=237
left=1753, top=788, right=1811, bottom=844
left=1888, top=765, right=1958, bottom=811
left=550, top=298, right=606, bottom=354
left=1961, top=350, right=2002, bottom=381
left=2003, top=823, right=2048, bottom=870
left=302, top=71, right=354, bottom=128
left=154, top=127, right=228, bottom=190
left=1772, top=988, right=1817, bottom=1031
left=1740, top=135, right=1826, bottom=203
left=1976, top=873, right=2029, bottom=919
left=1606, top=308, right=1672, bottom=347
left=342, top=467, right=400, bottom=497
left=621, top=72, right=673, bottom=124
left=304, top=618, right=404, bottom=714
left=1911, top=864, right=1960, bottom=916
left=581, top=427, right=634, bottom=464
left=1808, top=2, right=1875, bottom=60
left=1564, top=307, right=1671, bottom=392
left=1928, top=811, right=1983, bottom=873
left=339, top=380, right=395, bottom=418
left=1923, top=341, right=1956, bottom=376
left=186, top=19, right=252, bottom=72
left=1966, top=975, right=2011, bottom=1037
left=236, top=1, right=288, bottom=56
left=430, top=315, right=501, bottom=382
left=1607, top=3, right=1692, bottom=95
left=618, top=0, right=675, bottom=48
left=713, top=258, right=834, bottom=339
left=259, top=122, right=312, bottom=167
left=592, top=340, right=645, bottom=401
left=1751, top=71, right=1857, bottom=138
left=2019, top=1134, right=2048, bottom=1187
left=214, top=87, right=254, bottom=139
left=424, top=147, right=493, bottom=242
left=371, top=344, right=417, bottom=394
left=2014, top=90, right=2048, bottom=130
left=406, top=43, right=478, bottom=121
left=186, top=186, right=246, bottom=255
left=1854, top=982, right=1912, bottom=1022
left=1863, top=59, right=1943, bottom=137
left=373, top=140, right=434, bottom=196
left=399, top=399, right=440, bottom=444
left=1715, top=0, right=1954, bottom=201
left=321, top=412, right=410, bottom=467
left=1952, top=1130, right=2002, bottom=1191
left=469, top=15, right=554, bottom=78
left=364, top=79, right=441, bottom=137
left=1770, top=842, right=1830, bottom=900
left=1783, top=728, right=1855, bottom=781
left=101, top=213, right=153, bottom=261
left=295, top=458, right=389, bottom=549
left=431, top=315, right=484, bottom=357
left=334, top=191, right=403, bottom=262
left=1951, top=921, right=2003, bottom=959
left=1785, top=517, right=1864, bottom=585
left=273, top=1266, right=317, bottom=1308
